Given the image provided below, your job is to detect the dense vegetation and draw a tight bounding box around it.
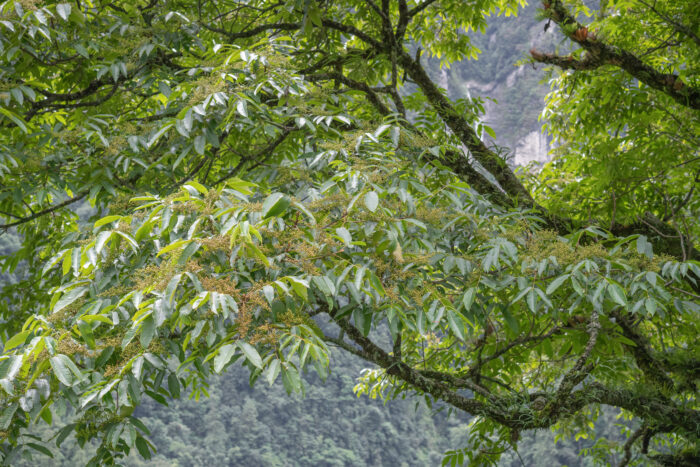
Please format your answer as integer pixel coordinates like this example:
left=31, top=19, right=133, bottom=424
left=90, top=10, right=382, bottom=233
left=0, top=1, right=698, bottom=465
left=12, top=348, right=632, bottom=467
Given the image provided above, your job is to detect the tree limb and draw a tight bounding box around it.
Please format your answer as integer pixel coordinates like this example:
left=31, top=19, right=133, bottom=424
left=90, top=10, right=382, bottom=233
left=0, top=191, right=88, bottom=230
left=538, top=0, right=700, bottom=110
left=397, top=49, right=535, bottom=206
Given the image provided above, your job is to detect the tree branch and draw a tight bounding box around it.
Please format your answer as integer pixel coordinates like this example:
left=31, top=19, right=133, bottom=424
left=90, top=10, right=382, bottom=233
left=200, top=21, right=301, bottom=40
left=397, top=50, right=535, bottom=206
left=0, top=191, right=88, bottom=230
left=637, top=0, right=700, bottom=48
left=211, top=125, right=294, bottom=187
left=329, top=313, right=511, bottom=423
left=306, top=73, right=392, bottom=115
left=619, top=424, right=647, bottom=467
left=541, top=313, right=601, bottom=422
left=538, top=0, right=700, bottom=110
left=407, top=0, right=439, bottom=19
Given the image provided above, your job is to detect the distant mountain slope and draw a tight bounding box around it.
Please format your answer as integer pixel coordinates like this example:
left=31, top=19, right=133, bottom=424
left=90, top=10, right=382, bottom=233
left=433, top=2, right=556, bottom=166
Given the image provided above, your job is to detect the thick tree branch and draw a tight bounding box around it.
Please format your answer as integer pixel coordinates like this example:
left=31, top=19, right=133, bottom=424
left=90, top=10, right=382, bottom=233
left=611, top=212, right=698, bottom=261
left=416, top=369, right=494, bottom=400
left=324, top=308, right=700, bottom=438
left=530, top=49, right=604, bottom=71
left=566, top=383, right=700, bottom=437
left=396, top=0, right=410, bottom=42
left=321, top=19, right=384, bottom=49
left=397, top=50, right=535, bottom=206
left=647, top=452, right=700, bottom=467
left=329, top=313, right=512, bottom=423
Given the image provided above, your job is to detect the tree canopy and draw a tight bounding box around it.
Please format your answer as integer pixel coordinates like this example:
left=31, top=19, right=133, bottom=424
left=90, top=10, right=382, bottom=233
left=0, top=0, right=698, bottom=465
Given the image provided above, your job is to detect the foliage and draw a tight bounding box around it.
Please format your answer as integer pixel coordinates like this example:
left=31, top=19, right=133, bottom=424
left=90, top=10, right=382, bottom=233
left=12, top=348, right=457, bottom=466
left=532, top=0, right=700, bottom=237
left=0, top=1, right=698, bottom=466
left=11, top=351, right=632, bottom=467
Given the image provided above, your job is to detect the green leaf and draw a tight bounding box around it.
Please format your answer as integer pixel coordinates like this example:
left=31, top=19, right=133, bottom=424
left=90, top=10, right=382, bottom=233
left=352, top=307, right=371, bottom=336
left=312, top=276, right=336, bottom=309
left=262, top=284, right=275, bottom=304
left=94, top=215, right=122, bottom=228
left=0, top=403, right=18, bottom=429
left=168, top=373, right=181, bottom=398
left=644, top=298, right=657, bottom=316
left=135, top=436, right=152, bottom=460
left=446, top=309, right=466, bottom=341
left=56, top=3, right=71, bottom=21
left=546, top=274, right=570, bottom=295
left=286, top=276, right=309, bottom=301
left=184, top=180, right=208, bottom=195
left=50, top=355, right=74, bottom=386
left=62, top=250, right=72, bottom=276
left=114, top=231, right=139, bottom=252
left=281, top=364, right=301, bottom=394
left=26, top=443, right=54, bottom=458
left=606, top=281, right=628, bottom=307
left=527, top=289, right=537, bottom=313
left=261, top=193, right=290, bottom=218
left=53, top=287, right=88, bottom=314
left=4, top=330, right=30, bottom=351
left=461, top=288, right=476, bottom=312
left=292, top=201, right=316, bottom=224
left=0, top=107, right=28, bottom=133
left=194, top=135, right=206, bottom=155
left=1, top=355, right=23, bottom=382
left=265, top=359, right=281, bottom=386
left=236, top=99, right=248, bottom=117
left=238, top=342, right=263, bottom=369
left=148, top=122, right=174, bottom=147
left=95, top=231, right=113, bottom=254
left=501, top=306, right=519, bottom=334
left=245, top=240, right=270, bottom=266
left=177, top=240, right=200, bottom=265
left=364, top=191, right=379, bottom=212
left=636, top=235, right=653, bottom=259
left=213, top=344, right=236, bottom=373
left=55, top=424, right=77, bottom=448
left=368, top=272, right=385, bottom=296
left=157, top=239, right=192, bottom=257
left=335, top=227, right=352, bottom=247
left=80, top=314, right=113, bottom=325
left=10, top=88, right=22, bottom=106
left=139, top=316, right=156, bottom=349
left=164, top=273, right=182, bottom=304
left=77, top=320, right=96, bottom=349
left=158, top=81, right=171, bottom=97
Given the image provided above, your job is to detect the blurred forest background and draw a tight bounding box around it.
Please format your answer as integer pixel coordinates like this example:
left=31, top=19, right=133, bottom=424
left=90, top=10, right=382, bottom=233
left=1, top=3, right=630, bottom=465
